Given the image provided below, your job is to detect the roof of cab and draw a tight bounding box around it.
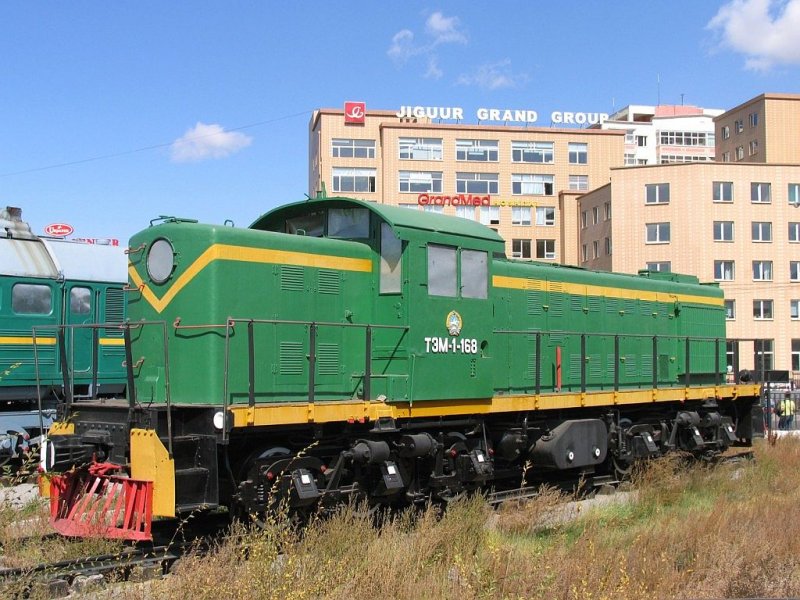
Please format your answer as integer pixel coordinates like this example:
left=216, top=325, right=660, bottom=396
left=250, top=196, right=505, bottom=245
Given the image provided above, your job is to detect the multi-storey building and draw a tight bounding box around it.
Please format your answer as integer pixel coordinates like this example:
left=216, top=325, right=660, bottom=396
left=579, top=93, right=800, bottom=374
left=598, top=104, right=722, bottom=165
left=715, top=93, right=800, bottom=165
left=309, top=107, right=624, bottom=262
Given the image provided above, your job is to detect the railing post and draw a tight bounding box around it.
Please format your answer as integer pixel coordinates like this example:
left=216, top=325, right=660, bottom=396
left=614, top=335, right=620, bottom=392
left=580, top=334, right=587, bottom=393
left=714, top=338, right=720, bottom=386
left=58, top=327, right=73, bottom=409
left=684, top=337, right=691, bottom=387
left=91, top=327, right=99, bottom=399
left=248, top=320, right=256, bottom=407
left=308, top=323, right=317, bottom=404
left=652, top=335, right=658, bottom=389
left=364, top=325, right=372, bottom=401
left=123, top=325, right=136, bottom=409
left=535, top=332, right=541, bottom=395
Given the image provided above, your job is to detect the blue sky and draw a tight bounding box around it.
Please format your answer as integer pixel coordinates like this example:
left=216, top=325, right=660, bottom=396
left=2, top=0, right=800, bottom=243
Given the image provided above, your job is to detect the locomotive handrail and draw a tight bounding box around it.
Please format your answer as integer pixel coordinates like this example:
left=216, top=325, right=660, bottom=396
left=218, top=317, right=409, bottom=439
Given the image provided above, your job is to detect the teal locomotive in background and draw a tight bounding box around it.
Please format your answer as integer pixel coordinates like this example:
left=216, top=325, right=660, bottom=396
left=44, top=197, right=760, bottom=540
left=0, top=207, right=126, bottom=468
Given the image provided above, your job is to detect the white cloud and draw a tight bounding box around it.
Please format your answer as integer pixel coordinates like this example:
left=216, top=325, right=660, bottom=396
left=456, top=60, right=528, bottom=90
left=425, top=56, right=443, bottom=80
left=425, top=11, right=467, bottom=45
left=387, top=11, right=466, bottom=73
left=708, top=0, right=800, bottom=71
left=170, top=122, right=252, bottom=163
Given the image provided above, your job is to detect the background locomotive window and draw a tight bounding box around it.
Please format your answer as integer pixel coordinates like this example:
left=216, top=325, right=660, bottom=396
left=461, top=250, right=488, bottom=299
left=70, top=287, right=92, bottom=314
left=380, top=223, right=402, bottom=294
left=328, top=208, right=369, bottom=239
left=427, top=244, right=457, bottom=297
left=12, top=283, right=52, bottom=314
left=286, top=212, right=324, bottom=237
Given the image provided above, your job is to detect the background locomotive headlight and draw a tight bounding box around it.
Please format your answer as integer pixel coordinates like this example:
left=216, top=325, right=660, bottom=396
left=147, top=239, right=175, bottom=284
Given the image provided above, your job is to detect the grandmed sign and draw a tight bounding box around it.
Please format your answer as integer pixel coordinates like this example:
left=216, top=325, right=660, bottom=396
left=417, top=194, right=541, bottom=207
left=396, top=105, right=608, bottom=125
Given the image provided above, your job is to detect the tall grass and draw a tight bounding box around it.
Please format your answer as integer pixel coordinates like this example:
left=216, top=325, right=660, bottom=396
left=6, top=437, right=800, bottom=598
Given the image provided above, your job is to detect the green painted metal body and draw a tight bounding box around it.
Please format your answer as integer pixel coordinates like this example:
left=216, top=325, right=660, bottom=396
left=127, top=197, right=727, bottom=407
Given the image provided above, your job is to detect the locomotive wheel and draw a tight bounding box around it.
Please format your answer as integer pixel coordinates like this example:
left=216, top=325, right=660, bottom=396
left=612, top=457, right=633, bottom=481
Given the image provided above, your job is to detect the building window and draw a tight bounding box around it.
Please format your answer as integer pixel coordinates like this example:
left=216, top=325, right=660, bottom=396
left=457, top=172, right=498, bottom=194
left=604, top=237, right=611, bottom=255
left=755, top=339, right=774, bottom=371
left=581, top=244, right=588, bottom=262
left=789, top=183, right=800, bottom=206
left=624, top=153, right=637, bottom=166
left=568, top=142, right=588, bottom=164
left=753, top=300, right=774, bottom=320
left=791, top=261, right=800, bottom=281
left=713, top=181, right=733, bottom=203
left=536, top=206, right=555, bottom=226
left=736, top=146, right=744, bottom=160
left=714, top=221, right=734, bottom=242
left=714, top=260, right=735, bottom=281
left=646, top=222, right=670, bottom=244
left=749, top=112, right=759, bottom=127
left=789, top=222, right=800, bottom=243
left=646, top=261, right=671, bottom=272
left=480, top=206, right=500, bottom=225
left=456, top=139, right=498, bottom=162
left=569, top=175, right=589, bottom=191
left=592, top=206, right=599, bottom=225
left=455, top=206, right=477, bottom=221
left=332, top=167, right=376, bottom=193
left=645, top=183, right=670, bottom=204
left=752, top=260, right=773, bottom=281
left=721, top=151, right=730, bottom=162
left=793, top=339, right=800, bottom=372
left=751, top=221, right=772, bottom=242
left=735, top=119, right=744, bottom=134
left=536, top=239, right=556, bottom=260
left=749, top=140, right=759, bottom=156
left=511, top=239, right=532, bottom=259
left=721, top=125, right=730, bottom=140
left=725, top=299, right=736, bottom=320
left=659, top=131, right=713, bottom=146
left=421, top=205, right=444, bottom=214
left=660, top=154, right=712, bottom=164
left=791, top=300, right=800, bottom=320
left=399, top=137, right=442, bottom=160
left=332, top=138, right=375, bottom=159
left=512, top=173, right=554, bottom=195
left=581, top=211, right=587, bottom=229
left=604, top=202, right=611, bottom=219
left=751, top=182, right=771, bottom=203
left=511, top=141, right=554, bottom=163
left=636, top=135, right=647, bottom=147
left=399, top=171, right=442, bottom=193
left=511, top=206, right=532, bottom=226
left=592, top=241, right=599, bottom=259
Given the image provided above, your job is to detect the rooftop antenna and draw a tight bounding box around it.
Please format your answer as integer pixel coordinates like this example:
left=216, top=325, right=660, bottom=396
left=680, top=93, right=685, bottom=106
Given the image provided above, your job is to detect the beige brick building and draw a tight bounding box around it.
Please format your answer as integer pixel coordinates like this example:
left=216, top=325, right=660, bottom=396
left=309, top=107, right=624, bottom=262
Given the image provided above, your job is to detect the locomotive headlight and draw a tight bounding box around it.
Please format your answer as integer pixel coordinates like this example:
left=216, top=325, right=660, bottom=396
left=213, top=411, right=225, bottom=430
left=147, top=238, right=175, bottom=284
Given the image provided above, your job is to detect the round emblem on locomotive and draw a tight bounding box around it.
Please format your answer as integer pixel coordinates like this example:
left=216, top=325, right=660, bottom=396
left=446, top=310, right=462, bottom=336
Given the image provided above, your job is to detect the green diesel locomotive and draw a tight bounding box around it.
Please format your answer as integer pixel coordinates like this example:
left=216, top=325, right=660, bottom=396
left=44, top=197, right=761, bottom=540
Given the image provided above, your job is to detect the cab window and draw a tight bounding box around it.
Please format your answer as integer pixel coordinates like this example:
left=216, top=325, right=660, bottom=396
left=427, top=244, right=488, bottom=299
left=12, top=283, right=52, bottom=314
left=380, top=223, right=402, bottom=294
left=461, top=250, right=488, bottom=299
left=329, top=208, right=370, bottom=239
left=70, top=287, right=92, bottom=315
left=428, top=244, right=458, bottom=297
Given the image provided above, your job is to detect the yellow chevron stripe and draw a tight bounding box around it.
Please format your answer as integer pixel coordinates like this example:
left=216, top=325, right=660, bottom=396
left=492, top=275, right=723, bottom=307
left=131, top=243, right=373, bottom=314
left=0, top=336, right=57, bottom=345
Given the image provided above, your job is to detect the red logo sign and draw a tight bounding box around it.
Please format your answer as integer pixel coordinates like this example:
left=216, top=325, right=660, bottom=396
left=344, top=101, right=366, bottom=124
left=44, top=223, right=74, bottom=237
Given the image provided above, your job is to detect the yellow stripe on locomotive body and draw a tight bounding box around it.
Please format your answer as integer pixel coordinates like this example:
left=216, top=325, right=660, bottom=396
left=492, top=275, right=724, bottom=307
left=0, top=336, right=57, bottom=345
left=129, top=243, right=373, bottom=314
